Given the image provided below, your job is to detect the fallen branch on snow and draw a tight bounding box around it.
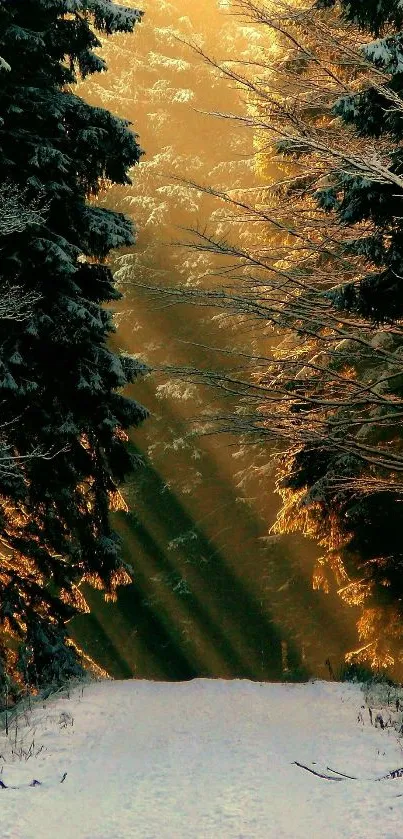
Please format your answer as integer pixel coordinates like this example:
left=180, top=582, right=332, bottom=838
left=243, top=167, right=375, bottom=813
left=0, top=772, right=67, bottom=789
left=293, top=762, right=403, bottom=781
left=293, top=761, right=344, bottom=781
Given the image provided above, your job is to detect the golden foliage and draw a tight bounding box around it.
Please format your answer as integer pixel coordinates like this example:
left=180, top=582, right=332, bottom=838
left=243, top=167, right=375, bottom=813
left=108, top=488, right=129, bottom=513
left=60, top=586, right=90, bottom=614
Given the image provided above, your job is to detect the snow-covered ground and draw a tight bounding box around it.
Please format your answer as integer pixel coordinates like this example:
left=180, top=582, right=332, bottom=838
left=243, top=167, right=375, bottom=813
left=0, top=679, right=402, bottom=838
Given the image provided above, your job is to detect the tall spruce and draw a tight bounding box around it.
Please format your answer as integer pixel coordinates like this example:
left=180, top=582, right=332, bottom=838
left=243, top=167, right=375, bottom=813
left=0, top=0, right=147, bottom=695
left=277, top=1, right=403, bottom=665
left=317, top=0, right=403, bottom=35
left=320, top=3, right=403, bottom=322
left=169, top=0, right=403, bottom=669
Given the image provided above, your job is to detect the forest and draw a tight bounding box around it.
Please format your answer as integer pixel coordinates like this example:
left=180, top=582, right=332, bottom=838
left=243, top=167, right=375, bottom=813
left=1, top=0, right=403, bottom=701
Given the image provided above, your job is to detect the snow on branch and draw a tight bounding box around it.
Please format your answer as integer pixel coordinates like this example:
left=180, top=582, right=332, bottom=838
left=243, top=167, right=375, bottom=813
left=0, top=182, right=48, bottom=238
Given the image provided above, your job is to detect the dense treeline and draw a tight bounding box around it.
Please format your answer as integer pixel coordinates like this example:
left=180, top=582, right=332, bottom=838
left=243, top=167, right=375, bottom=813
left=159, top=0, right=403, bottom=671
left=2, top=0, right=403, bottom=691
left=0, top=0, right=146, bottom=699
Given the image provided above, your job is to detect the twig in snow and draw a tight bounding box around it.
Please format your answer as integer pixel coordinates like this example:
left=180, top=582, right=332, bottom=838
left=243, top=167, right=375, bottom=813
left=0, top=772, right=66, bottom=789
left=294, top=762, right=403, bottom=782
left=326, top=766, right=357, bottom=780
left=292, top=761, right=344, bottom=781
left=375, top=767, right=403, bottom=781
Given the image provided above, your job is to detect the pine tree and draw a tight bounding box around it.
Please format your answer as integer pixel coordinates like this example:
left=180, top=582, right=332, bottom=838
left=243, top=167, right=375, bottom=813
left=317, top=0, right=403, bottom=35
left=172, top=0, right=403, bottom=671
left=316, top=6, right=403, bottom=323
left=0, top=0, right=147, bottom=697
left=275, top=1, right=403, bottom=668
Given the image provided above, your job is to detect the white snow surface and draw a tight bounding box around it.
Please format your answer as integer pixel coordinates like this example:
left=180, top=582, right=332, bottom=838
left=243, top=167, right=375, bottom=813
left=1, top=678, right=403, bottom=838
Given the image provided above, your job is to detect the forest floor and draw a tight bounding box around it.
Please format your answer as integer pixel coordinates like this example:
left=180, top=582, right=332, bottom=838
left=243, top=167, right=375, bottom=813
left=0, top=678, right=402, bottom=838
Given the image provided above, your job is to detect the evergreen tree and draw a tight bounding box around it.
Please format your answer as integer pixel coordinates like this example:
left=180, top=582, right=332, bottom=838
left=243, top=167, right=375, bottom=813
left=317, top=0, right=403, bottom=35
left=172, top=0, right=403, bottom=671
left=316, top=6, right=403, bottom=323
left=0, top=0, right=147, bottom=696
left=275, top=1, right=403, bottom=668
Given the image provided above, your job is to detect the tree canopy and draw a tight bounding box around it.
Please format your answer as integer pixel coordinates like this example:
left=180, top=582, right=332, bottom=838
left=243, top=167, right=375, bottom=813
left=157, top=0, right=403, bottom=673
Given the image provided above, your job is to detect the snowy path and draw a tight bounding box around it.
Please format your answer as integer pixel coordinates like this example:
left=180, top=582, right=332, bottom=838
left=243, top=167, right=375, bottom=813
left=1, top=679, right=403, bottom=838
